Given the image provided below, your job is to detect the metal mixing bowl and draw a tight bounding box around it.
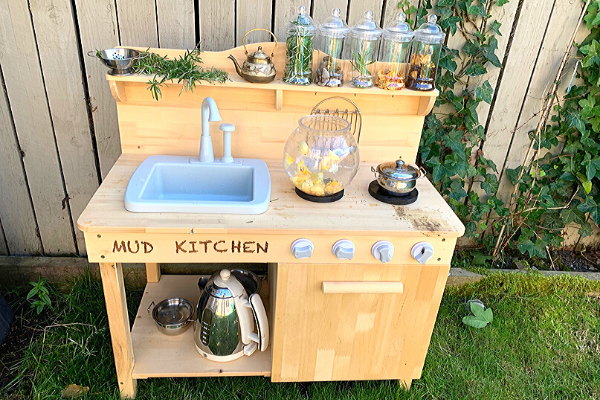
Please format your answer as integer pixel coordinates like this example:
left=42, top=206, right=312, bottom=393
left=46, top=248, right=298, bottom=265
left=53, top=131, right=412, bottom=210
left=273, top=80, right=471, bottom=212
left=87, top=48, right=146, bottom=76
left=148, top=298, right=194, bottom=336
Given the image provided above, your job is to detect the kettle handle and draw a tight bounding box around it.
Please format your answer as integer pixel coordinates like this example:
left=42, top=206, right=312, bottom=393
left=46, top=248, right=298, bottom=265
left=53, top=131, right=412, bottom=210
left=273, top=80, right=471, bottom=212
left=248, top=293, right=269, bottom=352
left=243, top=29, right=278, bottom=58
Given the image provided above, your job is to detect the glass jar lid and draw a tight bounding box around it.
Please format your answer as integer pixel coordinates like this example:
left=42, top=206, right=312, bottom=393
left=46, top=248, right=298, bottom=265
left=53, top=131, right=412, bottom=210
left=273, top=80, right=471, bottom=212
left=349, top=10, right=382, bottom=40
left=286, top=5, right=317, bottom=35
left=318, top=8, right=350, bottom=38
left=414, top=15, right=445, bottom=43
left=377, top=159, right=422, bottom=180
left=382, top=12, right=414, bottom=42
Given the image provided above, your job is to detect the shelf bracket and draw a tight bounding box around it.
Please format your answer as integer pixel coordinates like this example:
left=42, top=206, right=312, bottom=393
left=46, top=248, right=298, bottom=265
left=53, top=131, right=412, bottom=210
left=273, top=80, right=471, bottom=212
left=275, top=89, right=283, bottom=110
left=417, top=95, right=436, bottom=116
left=109, top=81, right=127, bottom=103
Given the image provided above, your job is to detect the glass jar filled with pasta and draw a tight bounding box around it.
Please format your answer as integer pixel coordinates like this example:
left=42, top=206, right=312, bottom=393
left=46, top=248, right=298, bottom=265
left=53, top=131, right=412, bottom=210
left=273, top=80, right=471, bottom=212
left=406, top=15, right=445, bottom=91
left=376, top=12, right=413, bottom=90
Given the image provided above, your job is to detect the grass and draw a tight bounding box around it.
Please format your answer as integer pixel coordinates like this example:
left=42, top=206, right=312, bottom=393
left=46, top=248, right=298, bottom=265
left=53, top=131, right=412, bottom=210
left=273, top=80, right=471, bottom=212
left=1, top=272, right=599, bottom=399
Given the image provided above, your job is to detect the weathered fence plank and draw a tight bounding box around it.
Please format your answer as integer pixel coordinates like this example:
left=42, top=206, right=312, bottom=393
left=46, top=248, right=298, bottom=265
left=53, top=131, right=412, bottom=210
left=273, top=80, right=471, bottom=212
left=0, top=221, right=7, bottom=256
left=74, top=0, right=121, bottom=179
left=496, top=1, right=584, bottom=203
left=0, top=0, right=76, bottom=255
left=347, top=0, right=383, bottom=26
left=236, top=0, right=273, bottom=45
left=273, top=0, right=308, bottom=44
left=0, top=70, right=43, bottom=255
left=199, top=0, right=235, bottom=51
left=29, top=0, right=101, bottom=256
left=313, top=0, right=349, bottom=26
left=156, top=0, right=195, bottom=49
left=479, top=0, right=555, bottom=182
left=115, top=0, right=159, bottom=48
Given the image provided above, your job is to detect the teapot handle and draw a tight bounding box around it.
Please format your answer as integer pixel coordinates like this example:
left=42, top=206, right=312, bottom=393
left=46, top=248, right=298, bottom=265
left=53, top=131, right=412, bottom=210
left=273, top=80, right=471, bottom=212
left=243, top=28, right=278, bottom=58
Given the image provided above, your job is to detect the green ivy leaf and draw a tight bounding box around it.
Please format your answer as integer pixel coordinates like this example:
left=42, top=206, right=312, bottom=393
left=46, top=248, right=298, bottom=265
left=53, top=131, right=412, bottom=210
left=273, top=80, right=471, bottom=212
left=437, top=0, right=456, bottom=6
left=463, top=40, right=480, bottom=56
left=496, top=0, right=509, bottom=6
left=578, top=197, right=600, bottom=225
left=490, top=20, right=502, bottom=35
left=465, top=63, right=487, bottom=76
left=475, top=80, right=493, bottom=104
left=481, top=173, right=499, bottom=194
left=579, top=220, right=593, bottom=238
left=467, top=4, right=487, bottom=17
left=561, top=208, right=583, bottom=224
left=439, top=54, right=458, bottom=72
left=462, top=315, right=489, bottom=329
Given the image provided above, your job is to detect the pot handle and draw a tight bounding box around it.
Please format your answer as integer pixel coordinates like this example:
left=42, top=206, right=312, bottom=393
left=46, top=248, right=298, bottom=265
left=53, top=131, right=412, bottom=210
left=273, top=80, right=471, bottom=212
left=370, top=166, right=380, bottom=178
left=248, top=293, right=270, bottom=352
left=243, top=29, right=278, bottom=58
left=147, top=301, right=155, bottom=314
left=418, top=166, right=427, bottom=178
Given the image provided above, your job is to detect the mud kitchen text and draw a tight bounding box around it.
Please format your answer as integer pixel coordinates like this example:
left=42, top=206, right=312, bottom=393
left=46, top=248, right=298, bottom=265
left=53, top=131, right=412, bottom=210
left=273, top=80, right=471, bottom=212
left=112, top=240, right=269, bottom=254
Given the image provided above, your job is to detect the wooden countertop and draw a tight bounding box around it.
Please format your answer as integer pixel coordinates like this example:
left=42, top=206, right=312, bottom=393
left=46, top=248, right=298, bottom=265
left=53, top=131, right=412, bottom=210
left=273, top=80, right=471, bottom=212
left=77, top=154, right=465, bottom=237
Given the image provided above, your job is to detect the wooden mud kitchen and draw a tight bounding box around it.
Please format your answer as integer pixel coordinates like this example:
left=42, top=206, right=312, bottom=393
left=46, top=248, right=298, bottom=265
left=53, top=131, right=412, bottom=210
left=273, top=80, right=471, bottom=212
left=78, top=44, right=464, bottom=398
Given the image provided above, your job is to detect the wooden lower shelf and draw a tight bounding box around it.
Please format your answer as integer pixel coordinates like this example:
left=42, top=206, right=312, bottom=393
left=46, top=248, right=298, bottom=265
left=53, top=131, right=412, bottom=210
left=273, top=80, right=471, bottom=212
left=131, top=274, right=272, bottom=379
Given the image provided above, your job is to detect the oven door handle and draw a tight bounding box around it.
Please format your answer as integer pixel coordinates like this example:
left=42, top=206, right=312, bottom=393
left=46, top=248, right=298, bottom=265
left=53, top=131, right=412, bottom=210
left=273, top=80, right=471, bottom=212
left=321, top=281, right=403, bottom=294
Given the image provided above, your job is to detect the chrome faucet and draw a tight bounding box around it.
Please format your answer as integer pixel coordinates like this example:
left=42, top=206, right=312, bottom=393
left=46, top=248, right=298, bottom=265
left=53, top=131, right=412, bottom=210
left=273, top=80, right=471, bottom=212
left=199, top=97, right=222, bottom=163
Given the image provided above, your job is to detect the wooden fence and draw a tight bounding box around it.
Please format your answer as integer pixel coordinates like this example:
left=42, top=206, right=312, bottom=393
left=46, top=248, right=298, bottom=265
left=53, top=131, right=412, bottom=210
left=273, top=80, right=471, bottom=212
left=0, top=0, right=594, bottom=256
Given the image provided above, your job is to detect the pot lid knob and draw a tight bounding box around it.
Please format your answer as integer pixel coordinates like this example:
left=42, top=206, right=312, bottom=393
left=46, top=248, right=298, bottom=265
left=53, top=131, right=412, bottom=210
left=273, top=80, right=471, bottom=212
left=395, top=159, right=406, bottom=168
left=220, top=269, right=231, bottom=280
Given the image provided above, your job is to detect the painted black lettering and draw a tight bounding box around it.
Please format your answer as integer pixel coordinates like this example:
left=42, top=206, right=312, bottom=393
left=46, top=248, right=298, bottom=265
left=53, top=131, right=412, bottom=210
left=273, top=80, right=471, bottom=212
left=214, top=240, right=227, bottom=253
left=175, top=240, right=187, bottom=253
left=243, top=241, right=255, bottom=253
left=127, top=240, right=140, bottom=254
left=199, top=240, right=213, bottom=253
left=231, top=240, right=242, bottom=253
left=189, top=241, right=198, bottom=253
left=113, top=241, right=127, bottom=253
left=257, top=241, right=268, bottom=253
left=142, top=241, right=154, bottom=253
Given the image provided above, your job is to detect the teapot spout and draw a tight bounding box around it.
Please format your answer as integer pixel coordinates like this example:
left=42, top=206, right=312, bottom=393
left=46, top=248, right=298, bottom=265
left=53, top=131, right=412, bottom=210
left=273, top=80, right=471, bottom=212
left=228, top=55, right=243, bottom=78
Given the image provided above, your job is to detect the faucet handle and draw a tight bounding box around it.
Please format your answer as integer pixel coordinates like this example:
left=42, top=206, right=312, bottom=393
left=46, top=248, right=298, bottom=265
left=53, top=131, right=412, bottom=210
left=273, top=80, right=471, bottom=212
left=220, top=123, right=235, bottom=164
left=220, top=123, right=235, bottom=133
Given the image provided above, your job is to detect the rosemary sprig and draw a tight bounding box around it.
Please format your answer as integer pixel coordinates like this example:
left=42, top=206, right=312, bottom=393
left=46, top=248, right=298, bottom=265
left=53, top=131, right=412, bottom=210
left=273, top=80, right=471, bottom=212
left=133, top=49, right=229, bottom=100
left=350, top=51, right=375, bottom=76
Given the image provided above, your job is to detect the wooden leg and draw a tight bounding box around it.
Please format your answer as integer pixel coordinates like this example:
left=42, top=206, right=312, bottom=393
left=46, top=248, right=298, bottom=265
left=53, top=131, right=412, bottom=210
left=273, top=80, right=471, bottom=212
left=100, top=262, right=137, bottom=399
left=145, top=263, right=160, bottom=283
left=399, top=379, right=412, bottom=390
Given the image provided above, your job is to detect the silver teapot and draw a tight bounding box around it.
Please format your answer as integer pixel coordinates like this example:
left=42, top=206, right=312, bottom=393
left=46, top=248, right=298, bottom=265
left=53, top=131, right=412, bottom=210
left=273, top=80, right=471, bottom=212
left=193, top=269, right=269, bottom=362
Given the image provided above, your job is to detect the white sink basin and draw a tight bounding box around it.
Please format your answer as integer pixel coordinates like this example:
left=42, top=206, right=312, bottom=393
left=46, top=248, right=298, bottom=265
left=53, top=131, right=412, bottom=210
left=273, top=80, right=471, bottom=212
left=124, top=155, right=271, bottom=214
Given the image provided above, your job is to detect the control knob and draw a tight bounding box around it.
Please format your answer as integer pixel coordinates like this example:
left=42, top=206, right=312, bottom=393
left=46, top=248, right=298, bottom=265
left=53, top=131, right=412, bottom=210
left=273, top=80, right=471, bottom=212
left=291, top=239, right=314, bottom=259
left=332, top=240, right=355, bottom=260
left=411, top=242, right=434, bottom=264
left=372, top=241, right=394, bottom=263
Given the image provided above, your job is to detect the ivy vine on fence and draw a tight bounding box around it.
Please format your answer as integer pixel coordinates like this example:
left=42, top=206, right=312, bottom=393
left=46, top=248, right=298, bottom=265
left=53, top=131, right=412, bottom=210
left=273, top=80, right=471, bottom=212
left=406, top=0, right=599, bottom=259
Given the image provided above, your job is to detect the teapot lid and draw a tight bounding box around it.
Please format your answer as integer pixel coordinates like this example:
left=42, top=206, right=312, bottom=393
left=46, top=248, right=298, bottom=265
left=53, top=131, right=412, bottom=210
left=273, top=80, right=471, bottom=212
left=209, top=269, right=247, bottom=299
left=318, top=8, right=350, bottom=38
left=414, top=15, right=445, bottom=43
left=349, top=10, right=382, bottom=40
left=247, top=46, right=271, bottom=63
left=377, top=159, right=422, bottom=180
left=382, top=12, right=414, bottom=42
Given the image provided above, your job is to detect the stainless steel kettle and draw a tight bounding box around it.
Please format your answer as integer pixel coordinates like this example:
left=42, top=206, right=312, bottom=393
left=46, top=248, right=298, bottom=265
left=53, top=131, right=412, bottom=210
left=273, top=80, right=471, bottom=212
left=193, top=269, right=269, bottom=362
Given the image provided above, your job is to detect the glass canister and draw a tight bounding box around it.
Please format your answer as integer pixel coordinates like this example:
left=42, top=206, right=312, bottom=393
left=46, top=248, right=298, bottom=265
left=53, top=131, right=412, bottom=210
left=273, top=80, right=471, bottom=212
left=406, top=15, right=445, bottom=91
left=314, top=8, right=349, bottom=87
left=376, top=12, right=413, bottom=90
left=283, top=5, right=317, bottom=85
left=346, top=10, right=382, bottom=88
left=283, top=115, right=360, bottom=202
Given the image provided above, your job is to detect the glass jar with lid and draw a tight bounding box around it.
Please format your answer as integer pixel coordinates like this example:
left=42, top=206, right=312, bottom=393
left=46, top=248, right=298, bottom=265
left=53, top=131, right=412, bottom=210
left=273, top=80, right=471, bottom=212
left=284, top=5, right=317, bottom=85
left=376, top=12, right=414, bottom=90
left=345, top=10, right=382, bottom=88
left=314, top=8, right=350, bottom=87
left=283, top=115, right=360, bottom=202
left=407, top=15, right=445, bottom=91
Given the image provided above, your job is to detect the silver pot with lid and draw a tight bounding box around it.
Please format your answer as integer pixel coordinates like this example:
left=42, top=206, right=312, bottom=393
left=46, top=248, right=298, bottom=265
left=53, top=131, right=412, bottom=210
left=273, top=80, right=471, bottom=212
left=371, top=159, right=426, bottom=194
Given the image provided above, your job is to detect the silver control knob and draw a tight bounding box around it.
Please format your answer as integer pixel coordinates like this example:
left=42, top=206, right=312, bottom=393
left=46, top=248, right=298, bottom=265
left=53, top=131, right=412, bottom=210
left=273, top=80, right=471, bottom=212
left=332, top=240, right=355, bottom=260
left=372, top=241, right=394, bottom=263
left=411, top=242, right=434, bottom=264
left=291, top=239, right=314, bottom=259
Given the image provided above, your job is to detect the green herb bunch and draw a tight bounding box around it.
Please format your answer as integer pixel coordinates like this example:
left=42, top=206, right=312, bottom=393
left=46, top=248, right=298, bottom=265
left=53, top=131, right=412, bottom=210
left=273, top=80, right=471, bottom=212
left=350, top=50, right=375, bottom=76
left=133, top=49, right=228, bottom=100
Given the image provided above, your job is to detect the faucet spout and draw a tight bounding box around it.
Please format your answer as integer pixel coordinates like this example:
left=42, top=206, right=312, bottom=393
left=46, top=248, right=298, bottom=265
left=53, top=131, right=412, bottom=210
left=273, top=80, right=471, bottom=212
left=199, top=97, right=222, bottom=162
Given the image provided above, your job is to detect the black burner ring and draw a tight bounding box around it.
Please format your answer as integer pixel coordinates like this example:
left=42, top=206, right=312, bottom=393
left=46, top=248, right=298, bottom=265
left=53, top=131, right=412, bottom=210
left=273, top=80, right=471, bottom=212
left=368, top=180, right=418, bottom=205
left=295, top=188, right=344, bottom=203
